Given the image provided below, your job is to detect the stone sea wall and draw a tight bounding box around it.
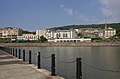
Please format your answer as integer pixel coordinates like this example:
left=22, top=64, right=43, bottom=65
left=1, top=42, right=120, bottom=47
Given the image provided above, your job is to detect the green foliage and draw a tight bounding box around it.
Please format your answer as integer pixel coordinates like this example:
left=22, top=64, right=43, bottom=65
left=0, top=38, right=12, bottom=43
left=0, top=39, right=11, bottom=43
left=113, top=33, right=120, bottom=39
left=38, top=36, right=48, bottom=42
left=78, top=33, right=83, bottom=38
left=22, top=30, right=36, bottom=34
left=15, top=39, right=38, bottom=43
left=91, top=38, right=103, bottom=42
left=116, top=28, right=120, bottom=34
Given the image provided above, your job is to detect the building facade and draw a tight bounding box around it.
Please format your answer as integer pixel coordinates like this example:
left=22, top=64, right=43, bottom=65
left=77, top=28, right=104, bottom=38
left=17, top=34, right=38, bottom=40
left=104, top=27, right=116, bottom=38
left=0, top=27, right=22, bottom=41
left=54, top=38, right=91, bottom=42
left=51, top=29, right=78, bottom=39
left=36, top=29, right=51, bottom=39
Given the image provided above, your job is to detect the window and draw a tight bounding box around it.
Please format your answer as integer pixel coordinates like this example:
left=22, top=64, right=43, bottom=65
left=63, top=33, right=67, bottom=37
left=56, top=33, right=60, bottom=38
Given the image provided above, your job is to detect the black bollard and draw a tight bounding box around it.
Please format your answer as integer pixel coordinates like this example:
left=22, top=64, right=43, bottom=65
left=23, top=50, right=25, bottom=61
left=11, top=48, right=13, bottom=55
left=13, top=48, right=14, bottom=56
left=15, top=49, right=17, bottom=57
left=11, top=48, right=12, bottom=55
left=38, top=52, right=41, bottom=69
left=51, top=54, right=56, bottom=76
left=76, top=58, right=82, bottom=79
left=19, top=49, right=21, bottom=59
left=29, top=50, right=32, bottom=64
left=12, top=48, right=13, bottom=55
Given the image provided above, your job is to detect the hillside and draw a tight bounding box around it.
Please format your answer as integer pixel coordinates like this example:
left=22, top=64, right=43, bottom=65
left=22, top=30, right=36, bottom=34
left=49, top=23, right=120, bottom=30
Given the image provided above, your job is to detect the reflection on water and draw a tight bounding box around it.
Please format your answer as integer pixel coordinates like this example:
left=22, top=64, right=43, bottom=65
left=16, top=47, right=120, bottom=79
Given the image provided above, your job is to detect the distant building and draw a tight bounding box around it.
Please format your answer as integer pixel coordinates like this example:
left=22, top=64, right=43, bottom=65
left=103, top=22, right=116, bottom=38
left=54, top=38, right=91, bottom=42
left=36, top=29, right=51, bottom=39
left=0, top=33, right=2, bottom=38
left=104, top=27, right=116, bottom=38
left=51, top=29, right=78, bottom=39
left=77, top=28, right=104, bottom=38
left=17, top=34, right=38, bottom=40
left=35, top=22, right=116, bottom=43
left=76, top=22, right=116, bottom=39
left=0, top=27, right=22, bottom=41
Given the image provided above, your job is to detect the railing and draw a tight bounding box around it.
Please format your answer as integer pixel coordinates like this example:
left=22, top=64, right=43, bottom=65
left=1, top=47, right=120, bottom=79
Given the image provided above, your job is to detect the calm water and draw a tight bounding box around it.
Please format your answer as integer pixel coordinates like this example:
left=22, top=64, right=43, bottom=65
left=15, top=47, right=120, bottom=79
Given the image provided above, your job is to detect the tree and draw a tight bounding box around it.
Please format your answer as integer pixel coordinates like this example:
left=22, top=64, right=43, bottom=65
left=39, top=36, right=48, bottom=42
left=78, top=33, right=83, bottom=38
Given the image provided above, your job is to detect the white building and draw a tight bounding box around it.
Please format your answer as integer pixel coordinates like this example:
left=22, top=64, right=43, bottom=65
left=17, top=34, right=38, bottom=40
left=104, top=27, right=116, bottom=38
left=36, top=29, right=51, bottom=39
left=51, top=29, right=78, bottom=39
left=54, top=38, right=91, bottom=42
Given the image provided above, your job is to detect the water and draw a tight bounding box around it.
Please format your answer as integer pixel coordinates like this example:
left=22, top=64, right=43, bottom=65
left=15, top=46, right=120, bottom=79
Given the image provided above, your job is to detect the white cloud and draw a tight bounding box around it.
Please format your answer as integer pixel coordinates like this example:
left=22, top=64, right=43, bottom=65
left=59, top=4, right=77, bottom=16
left=59, top=4, right=64, bottom=8
left=64, top=8, right=74, bottom=15
left=89, top=0, right=100, bottom=7
left=79, top=14, right=101, bottom=23
left=98, top=0, right=120, bottom=22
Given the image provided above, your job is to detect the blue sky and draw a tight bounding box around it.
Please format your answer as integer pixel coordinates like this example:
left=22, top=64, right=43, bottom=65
left=0, top=0, right=120, bottom=31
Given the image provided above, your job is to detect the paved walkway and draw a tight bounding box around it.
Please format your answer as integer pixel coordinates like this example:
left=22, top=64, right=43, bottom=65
left=0, top=50, right=64, bottom=79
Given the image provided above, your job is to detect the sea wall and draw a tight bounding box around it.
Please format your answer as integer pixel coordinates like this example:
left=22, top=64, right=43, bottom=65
left=0, top=42, right=120, bottom=47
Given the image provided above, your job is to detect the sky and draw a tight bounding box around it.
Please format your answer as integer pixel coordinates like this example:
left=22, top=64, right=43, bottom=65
left=0, top=0, right=120, bottom=31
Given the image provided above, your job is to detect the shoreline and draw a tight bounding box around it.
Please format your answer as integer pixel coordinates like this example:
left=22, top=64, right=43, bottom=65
left=1, top=42, right=120, bottom=47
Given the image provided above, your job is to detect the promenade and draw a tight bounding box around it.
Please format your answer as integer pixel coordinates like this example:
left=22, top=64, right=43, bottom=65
left=0, top=50, right=64, bottom=79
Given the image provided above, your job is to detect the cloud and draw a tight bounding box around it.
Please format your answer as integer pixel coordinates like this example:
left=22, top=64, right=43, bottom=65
left=59, top=4, right=77, bottom=16
left=88, top=0, right=100, bottom=7
left=64, top=8, right=74, bottom=16
left=79, top=14, right=101, bottom=23
left=59, top=4, right=64, bottom=8
left=98, top=0, right=120, bottom=22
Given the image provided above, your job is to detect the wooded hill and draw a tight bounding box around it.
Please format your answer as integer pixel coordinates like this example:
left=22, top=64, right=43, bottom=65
left=49, top=23, right=120, bottom=30
left=22, top=30, right=36, bottom=34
